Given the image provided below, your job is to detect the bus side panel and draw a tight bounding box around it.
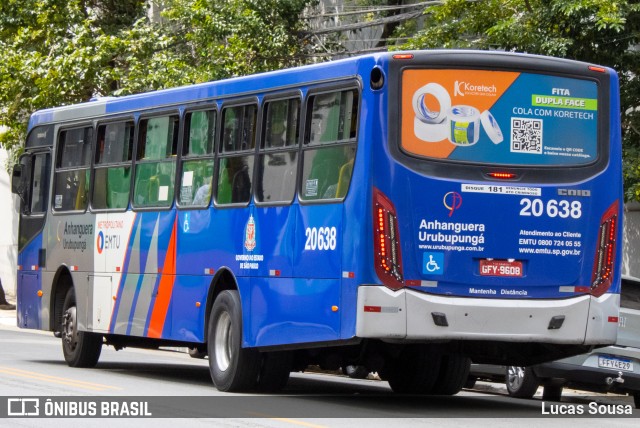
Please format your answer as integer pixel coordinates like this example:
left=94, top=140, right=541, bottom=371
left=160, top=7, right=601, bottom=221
left=249, top=277, right=341, bottom=347
left=167, top=274, right=209, bottom=342
left=339, top=79, right=379, bottom=340
left=17, top=235, right=44, bottom=329
left=17, top=272, right=42, bottom=329
left=109, top=211, right=175, bottom=337
left=246, top=202, right=342, bottom=347
left=176, top=208, right=233, bottom=276
left=252, top=205, right=296, bottom=278
left=292, top=205, right=343, bottom=278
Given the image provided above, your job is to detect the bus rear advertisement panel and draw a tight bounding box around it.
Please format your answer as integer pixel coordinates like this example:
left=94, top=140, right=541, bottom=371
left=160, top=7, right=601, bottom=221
left=394, top=65, right=615, bottom=294
left=12, top=50, right=622, bottom=394
left=402, top=69, right=598, bottom=166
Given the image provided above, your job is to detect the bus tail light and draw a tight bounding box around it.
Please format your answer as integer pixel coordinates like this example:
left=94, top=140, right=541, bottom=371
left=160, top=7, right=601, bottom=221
left=373, top=188, right=404, bottom=290
left=590, top=200, right=619, bottom=297
left=486, top=171, right=517, bottom=180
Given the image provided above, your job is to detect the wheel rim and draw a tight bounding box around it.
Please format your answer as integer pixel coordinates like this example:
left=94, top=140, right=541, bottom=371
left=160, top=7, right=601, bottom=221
left=62, top=305, right=78, bottom=352
left=507, top=366, right=524, bottom=391
left=214, top=311, right=233, bottom=372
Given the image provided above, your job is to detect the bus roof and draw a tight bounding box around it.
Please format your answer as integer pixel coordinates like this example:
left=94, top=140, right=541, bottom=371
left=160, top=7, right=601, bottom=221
left=27, top=50, right=610, bottom=131
left=27, top=51, right=388, bottom=131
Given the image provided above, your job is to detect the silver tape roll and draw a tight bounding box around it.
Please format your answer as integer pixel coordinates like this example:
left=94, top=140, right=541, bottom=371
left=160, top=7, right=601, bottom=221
left=412, top=83, right=452, bottom=124
left=448, top=105, right=481, bottom=146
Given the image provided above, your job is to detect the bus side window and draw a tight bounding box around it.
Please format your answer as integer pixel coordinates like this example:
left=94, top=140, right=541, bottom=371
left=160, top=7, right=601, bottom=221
left=179, top=109, right=215, bottom=208
left=301, top=89, right=358, bottom=201
left=216, top=104, right=256, bottom=205
left=53, top=126, right=93, bottom=212
left=133, top=115, right=179, bottom=208
left=256, top=97, right=300, bottom=204
left=92, top=121, right=134, bottom=210
left=29, top=153, right=50, bottom=214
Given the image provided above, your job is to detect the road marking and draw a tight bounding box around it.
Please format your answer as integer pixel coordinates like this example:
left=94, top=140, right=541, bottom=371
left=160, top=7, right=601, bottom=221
left=247, top=412, right=328, bottom=428
left=0, top=366, right=122, bottom=392
left=271, top=418, right=328, bottom=428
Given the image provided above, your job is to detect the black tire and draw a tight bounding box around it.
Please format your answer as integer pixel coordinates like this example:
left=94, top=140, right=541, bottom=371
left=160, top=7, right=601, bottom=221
left=207, top=290, right=260, bottom=392
left=633, top=392, right=639, bottom=409
left=542, top=384, right=563, bottom=402
left=384, top=345, right=441, bottom=394
left=61, top=288, right=102, bottom=368
left=505, top=366, right=540, bottom=398
left=464, top=375, right=477, bottom=389
left=431, top=355, right=471, bottom=395
left=256, top=351, right=292, bottom=392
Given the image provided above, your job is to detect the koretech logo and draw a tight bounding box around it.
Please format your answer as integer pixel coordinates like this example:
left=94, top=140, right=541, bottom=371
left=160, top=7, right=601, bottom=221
left=454, top=80, right=498, bottom=97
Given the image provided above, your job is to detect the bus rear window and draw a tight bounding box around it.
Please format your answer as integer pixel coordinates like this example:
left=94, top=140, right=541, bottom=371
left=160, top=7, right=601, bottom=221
left=400, top=69, right=599, bottom=166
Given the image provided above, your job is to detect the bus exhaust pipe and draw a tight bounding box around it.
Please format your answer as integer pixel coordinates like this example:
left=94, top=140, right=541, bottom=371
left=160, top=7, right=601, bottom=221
left=605, top=371, right=624, bottom=386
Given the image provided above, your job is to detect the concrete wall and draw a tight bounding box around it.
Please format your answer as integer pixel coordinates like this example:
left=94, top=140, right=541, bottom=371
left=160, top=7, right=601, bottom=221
left=0, top=149, right=19, bottom=297
left=623, top=202, right=640, bottom=280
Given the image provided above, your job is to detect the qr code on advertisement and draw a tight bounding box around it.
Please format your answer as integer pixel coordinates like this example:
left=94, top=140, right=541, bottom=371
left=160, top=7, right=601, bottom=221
left=510, top=117, right=543, bottom=154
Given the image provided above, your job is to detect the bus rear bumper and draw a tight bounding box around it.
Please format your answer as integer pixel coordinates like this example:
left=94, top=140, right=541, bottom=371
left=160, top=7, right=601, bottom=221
left=355, top=286, right=619, bottom=345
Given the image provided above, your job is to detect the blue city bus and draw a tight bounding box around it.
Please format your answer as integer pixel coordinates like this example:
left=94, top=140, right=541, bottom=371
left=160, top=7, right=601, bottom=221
left=12, top=50, right=623, bottom=393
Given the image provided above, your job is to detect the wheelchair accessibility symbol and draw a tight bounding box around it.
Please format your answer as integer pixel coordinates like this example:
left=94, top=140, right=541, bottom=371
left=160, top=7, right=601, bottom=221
left=423, top=252, right=444, bottom=275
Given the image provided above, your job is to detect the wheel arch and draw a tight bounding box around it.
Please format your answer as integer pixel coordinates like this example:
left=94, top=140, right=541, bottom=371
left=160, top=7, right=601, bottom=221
left=49, top=265, right=74, bottom=333
left=203, top=268, right=239, bottom=342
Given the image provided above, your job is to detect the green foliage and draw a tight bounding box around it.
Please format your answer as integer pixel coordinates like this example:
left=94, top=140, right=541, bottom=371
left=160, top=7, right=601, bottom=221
left=163, top=0, right=312, bottom=80
left=403, top=0, right=640, bottom=202
left=0, top=0, right=313, bottom=162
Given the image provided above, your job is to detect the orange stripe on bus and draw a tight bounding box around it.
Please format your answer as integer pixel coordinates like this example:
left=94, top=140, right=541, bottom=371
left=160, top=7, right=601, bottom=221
left=147, top=219, right=178, bottom=338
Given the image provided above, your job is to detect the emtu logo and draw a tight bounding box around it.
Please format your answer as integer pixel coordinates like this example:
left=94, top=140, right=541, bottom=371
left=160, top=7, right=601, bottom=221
left=97, top=231, right=104, bottom=254
left=443, top=192, right=462, bottom=217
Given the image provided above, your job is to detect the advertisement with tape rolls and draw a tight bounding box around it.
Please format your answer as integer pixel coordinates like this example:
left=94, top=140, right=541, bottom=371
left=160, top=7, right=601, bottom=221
left=401, top=69, right=598, bottom=166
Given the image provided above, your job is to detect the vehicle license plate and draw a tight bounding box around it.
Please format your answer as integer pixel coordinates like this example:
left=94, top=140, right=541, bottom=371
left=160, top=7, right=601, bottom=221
left=598, top=356, right=633, bottom=372
left=479, top=259, right=523, bottom=277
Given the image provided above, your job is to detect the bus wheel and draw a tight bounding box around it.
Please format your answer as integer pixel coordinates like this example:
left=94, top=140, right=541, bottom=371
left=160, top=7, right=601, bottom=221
left=506, top=366, right=539, bottom=398
left=464, top=375, right=477, bottom=389
left=256, top=351, right=292, bottom=392
left=61, top=288, right=102, bottom=368
left=384, top=345, right=441, bottom=394
left=430, top=355, right=471, bottom=395
left=207, top=290, right=260, bottom=392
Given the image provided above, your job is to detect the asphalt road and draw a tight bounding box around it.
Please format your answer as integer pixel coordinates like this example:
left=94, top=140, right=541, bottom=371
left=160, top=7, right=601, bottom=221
left=0, top=308, right=638, bottom=427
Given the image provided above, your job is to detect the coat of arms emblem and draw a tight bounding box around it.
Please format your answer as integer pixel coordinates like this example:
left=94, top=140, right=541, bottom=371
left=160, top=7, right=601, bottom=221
left=244, top=215, right=256, bottom=251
